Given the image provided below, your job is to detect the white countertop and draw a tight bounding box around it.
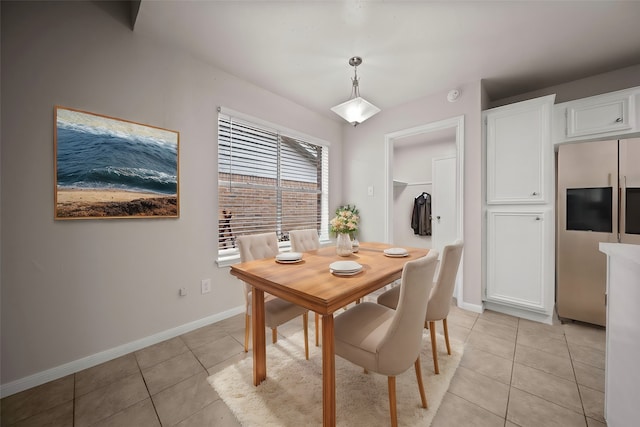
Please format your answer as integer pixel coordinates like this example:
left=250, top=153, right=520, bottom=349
left=599, top=243, right=640, bottom=265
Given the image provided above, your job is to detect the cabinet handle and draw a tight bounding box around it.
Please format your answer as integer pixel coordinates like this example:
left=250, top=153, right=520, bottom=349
left=615, top=117, right=623, bottom=123
left=535, top=217, right=542, bottom=221
left=531, top=191, right=538, bottom=196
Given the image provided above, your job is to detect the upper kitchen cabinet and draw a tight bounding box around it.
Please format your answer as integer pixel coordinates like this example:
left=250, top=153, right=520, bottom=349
left=484, top=95, right=555, bottom=204
left=553, top=86, right=640, bottom=144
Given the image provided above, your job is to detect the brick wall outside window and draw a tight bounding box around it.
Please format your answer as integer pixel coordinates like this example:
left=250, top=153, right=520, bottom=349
left=218, top=173, right=320, bottom=249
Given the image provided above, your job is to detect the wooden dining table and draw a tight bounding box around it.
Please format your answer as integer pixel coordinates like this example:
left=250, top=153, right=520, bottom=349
left=229, top=241, right=430, bottom=426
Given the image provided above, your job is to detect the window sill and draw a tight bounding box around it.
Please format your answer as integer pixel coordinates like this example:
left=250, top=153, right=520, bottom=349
left=216, top=254, right=239, bottom=268
left=216, top=239, right=333, bottom=268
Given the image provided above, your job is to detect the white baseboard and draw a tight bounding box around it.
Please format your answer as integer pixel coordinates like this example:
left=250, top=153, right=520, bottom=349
left=457, top=299, right=484, bottom=314
left=0, top=305, right=245, bottom=398
left=483, top=301, right=553, bottom=325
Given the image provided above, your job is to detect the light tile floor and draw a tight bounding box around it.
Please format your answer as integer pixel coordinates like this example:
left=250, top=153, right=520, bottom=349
left=1, top=301, right=607, bottom=426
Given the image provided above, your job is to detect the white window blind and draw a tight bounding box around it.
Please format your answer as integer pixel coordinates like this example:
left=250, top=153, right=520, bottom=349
left=218, top=111, right=329, bottom=257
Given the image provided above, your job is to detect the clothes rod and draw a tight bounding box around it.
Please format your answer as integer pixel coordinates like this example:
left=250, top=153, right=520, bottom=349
left=405, top=181, right=432, bottom=186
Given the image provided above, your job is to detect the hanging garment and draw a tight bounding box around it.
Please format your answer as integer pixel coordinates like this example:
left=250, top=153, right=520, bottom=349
left=411, top=192, right=432, bottom=236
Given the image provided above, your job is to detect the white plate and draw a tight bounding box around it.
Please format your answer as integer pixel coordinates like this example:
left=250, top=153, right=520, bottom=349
left=276, top=252, right=303, bottom=262
left=384, top=247, right=408, bottom=256
left=384, top=253, right=409, bottom=258
left=329, top=261, right=362, bottom=272
left=330, top=268, right=362, bottom=276
left=276, top=259, right=303, bottom=264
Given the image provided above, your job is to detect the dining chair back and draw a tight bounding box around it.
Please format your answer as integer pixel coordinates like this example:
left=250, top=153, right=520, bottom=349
left=426, top=240, right=464, bottom=321
left=236, top=232, right=309, bottom=359
left=334, top=251, right=439, bottom=426
left=425, top=240, right=463, bottom=373
left=289, top=229, right=323, bottom=346
left=377, top=241, right=463, bottom=374
left=289, top=229, right=320, bottom=252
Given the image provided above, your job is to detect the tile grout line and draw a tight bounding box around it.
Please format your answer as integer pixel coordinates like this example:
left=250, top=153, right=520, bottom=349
left=170, top=332, right=241, bottom=426
left=133, top=349, right=162, bottom=427
left=563, top=329, right=590, bottom=426
left=503, top=317, right=519, bottom=426
left=508, top=331, right=591, bottom=420
left=443, top=313, right=515, bottom=422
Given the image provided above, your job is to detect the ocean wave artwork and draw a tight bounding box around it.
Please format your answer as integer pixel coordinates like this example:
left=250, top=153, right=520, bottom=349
left=55, top=107, right=179, bottom=219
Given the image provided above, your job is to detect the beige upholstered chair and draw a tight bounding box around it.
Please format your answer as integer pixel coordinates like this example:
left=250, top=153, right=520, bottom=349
left=288, top=229, right=320, bottom=253
left=334, top=251, right=439, bottom=427
left=288, top=229, right=323, bottom=346
left=377, top=241, right=463, bottom=374
left=237, top=232, right=309, bottom=360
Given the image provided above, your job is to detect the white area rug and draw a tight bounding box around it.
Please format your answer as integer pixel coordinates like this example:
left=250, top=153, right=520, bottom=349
left=208, top=329, right=463, bottom=426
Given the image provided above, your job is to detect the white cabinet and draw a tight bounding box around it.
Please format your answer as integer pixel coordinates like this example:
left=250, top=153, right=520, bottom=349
left=599, top=243, right=640, bottom=427
left=553, top=86, right=640, bottom=144
left=486, top=209, right=552, bottom=313
left=483, top=95, right=556, bottom=324
left=485, top=95, right=554, bottom=204
left=567, top=94, right=632, bottom=138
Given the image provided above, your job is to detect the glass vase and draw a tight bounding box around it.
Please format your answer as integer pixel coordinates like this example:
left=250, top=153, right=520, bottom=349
left=351, top=236, right=359, bottom=253
left=336, top=233, right=353, bottom=256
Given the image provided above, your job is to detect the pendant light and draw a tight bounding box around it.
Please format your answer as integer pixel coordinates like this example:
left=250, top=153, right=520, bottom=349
left=330, top=56, right=380, bottom=126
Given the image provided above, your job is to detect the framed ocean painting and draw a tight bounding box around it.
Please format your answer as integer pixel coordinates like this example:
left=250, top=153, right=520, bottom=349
left=54, top=106, right=179, bottom=219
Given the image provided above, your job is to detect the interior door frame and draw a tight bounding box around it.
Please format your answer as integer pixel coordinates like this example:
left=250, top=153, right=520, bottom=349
left=384, top=115, right=465, bottom=303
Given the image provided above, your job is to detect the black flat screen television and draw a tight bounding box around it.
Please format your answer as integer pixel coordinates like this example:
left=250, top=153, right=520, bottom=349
left=626, top=187, right=640, bottom=235
left=566, top=187, right=612, bottom=232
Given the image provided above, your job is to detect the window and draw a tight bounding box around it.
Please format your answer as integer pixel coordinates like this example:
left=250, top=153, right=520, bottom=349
left=217, top=110, right=329, bottom=261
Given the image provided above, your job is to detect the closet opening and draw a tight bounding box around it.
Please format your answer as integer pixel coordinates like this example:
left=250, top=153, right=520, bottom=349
left=384, top=115, right=465, bottom=303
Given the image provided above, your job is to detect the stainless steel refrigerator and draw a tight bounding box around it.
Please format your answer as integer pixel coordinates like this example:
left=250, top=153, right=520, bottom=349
left=557, top=138, right=640, bottom=326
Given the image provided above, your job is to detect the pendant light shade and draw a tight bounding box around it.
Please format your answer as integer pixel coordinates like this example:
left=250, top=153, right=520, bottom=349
left=330, top=57, right=380, bottom=126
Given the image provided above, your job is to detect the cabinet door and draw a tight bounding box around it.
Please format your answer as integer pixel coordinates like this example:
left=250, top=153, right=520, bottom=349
left=486, top=210, right=549, bottom=312
left=567, top=95, right=633, bottom=138
left=485, top=95, right=553, bottom=204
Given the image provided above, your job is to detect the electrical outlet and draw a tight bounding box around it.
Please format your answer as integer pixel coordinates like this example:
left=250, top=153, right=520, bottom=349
left=201, top=279, right=211, bottom=294
left=179, top=287, right=187, bottom=296
left=367, top=185, right=374, bottom=196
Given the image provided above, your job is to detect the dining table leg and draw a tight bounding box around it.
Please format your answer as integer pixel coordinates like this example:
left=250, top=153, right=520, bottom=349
left=252, top=287, right=267, bottom=386
left=322, top=314, right=336, bottom=427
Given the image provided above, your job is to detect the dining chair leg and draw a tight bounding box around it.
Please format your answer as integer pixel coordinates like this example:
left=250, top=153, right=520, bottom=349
left=429, top=321, right=439, bottom=374
left=272, top=328, right=277, bottom=344
left=443, top=318, right=452, bottom=355
left=244, top=313, right=250, bottom=353
left=315, top=313, right=320, bottom=347
left=303, top=312, right=309, bottom=360
left=387, top=376, right=398, bottom=427
left=414, top=357, right=428, bottom=409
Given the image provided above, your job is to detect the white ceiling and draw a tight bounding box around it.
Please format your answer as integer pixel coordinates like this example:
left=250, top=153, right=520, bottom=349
left=134, top=1, right=640, bottom=123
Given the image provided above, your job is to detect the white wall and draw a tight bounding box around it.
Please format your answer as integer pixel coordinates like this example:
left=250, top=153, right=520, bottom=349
left=341, top=81, right=483, bottom=309
left=0, top=1, right=342, bottom=390
left=392, top=139, right=456, bottom=248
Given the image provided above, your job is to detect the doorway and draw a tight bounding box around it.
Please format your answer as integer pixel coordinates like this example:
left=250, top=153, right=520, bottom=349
left=384, top=115, right=465, bottom=302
